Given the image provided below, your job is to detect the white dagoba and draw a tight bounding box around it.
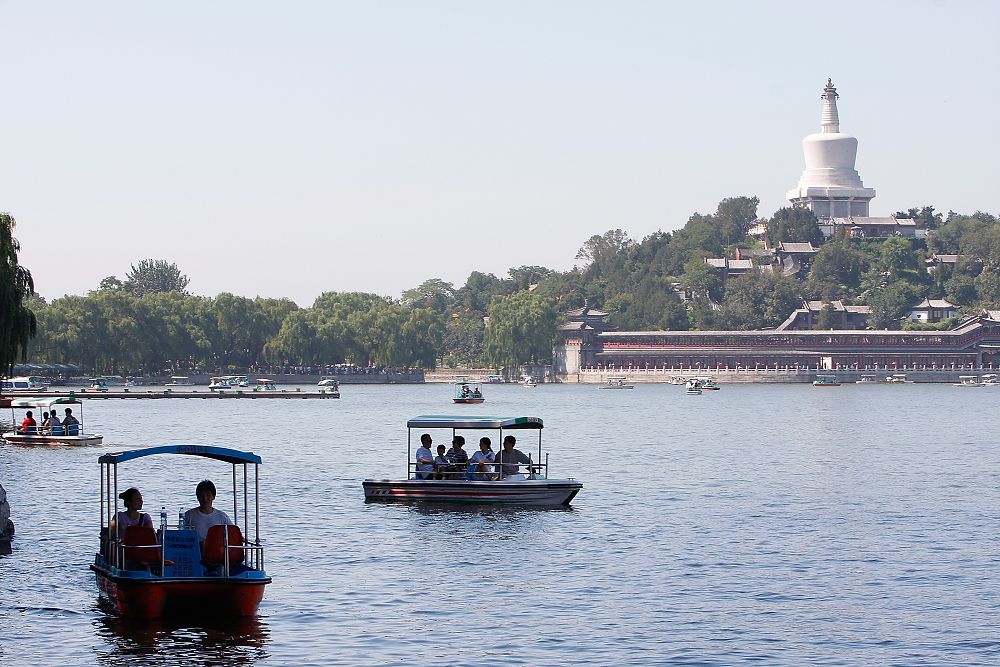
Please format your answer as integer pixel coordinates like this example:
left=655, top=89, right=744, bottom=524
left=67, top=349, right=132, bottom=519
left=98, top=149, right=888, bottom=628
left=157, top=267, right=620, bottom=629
left=786, top=79, right=875, bottom=219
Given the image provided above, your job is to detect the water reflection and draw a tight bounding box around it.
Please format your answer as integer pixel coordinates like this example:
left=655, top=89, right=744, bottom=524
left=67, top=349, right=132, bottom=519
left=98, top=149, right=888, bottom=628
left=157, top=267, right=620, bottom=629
left=93, top=601, right=270, bottom=666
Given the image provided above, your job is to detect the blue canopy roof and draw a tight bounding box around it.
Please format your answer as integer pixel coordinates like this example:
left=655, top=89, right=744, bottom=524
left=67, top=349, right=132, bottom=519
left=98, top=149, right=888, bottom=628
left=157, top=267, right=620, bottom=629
left=98, top=444, right=262, bottom=465
left=406, top=415, right=543, bottom=429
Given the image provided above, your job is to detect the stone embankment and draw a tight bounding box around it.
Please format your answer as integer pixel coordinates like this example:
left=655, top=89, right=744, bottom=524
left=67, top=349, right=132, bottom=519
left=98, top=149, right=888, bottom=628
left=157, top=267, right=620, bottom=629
left=559, top=369, right=989, bottom=384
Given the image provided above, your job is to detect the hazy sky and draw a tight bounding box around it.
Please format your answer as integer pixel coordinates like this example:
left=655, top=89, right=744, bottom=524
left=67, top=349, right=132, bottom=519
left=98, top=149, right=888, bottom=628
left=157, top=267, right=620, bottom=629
left=2, top=1, right=997, bottom=307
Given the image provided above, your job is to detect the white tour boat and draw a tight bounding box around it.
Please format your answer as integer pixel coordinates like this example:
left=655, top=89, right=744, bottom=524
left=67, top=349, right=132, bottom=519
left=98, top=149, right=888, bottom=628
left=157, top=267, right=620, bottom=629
left=599, top=376, right=635, bottom=390
left=521, top=375, right=538, bottom=387
left=884, top=374, right=913, bottom=384
left=363, top=415, right=582, bottom=506
left=317, top=378, right=339, bottom=387
left=2, top=397, right=103, bottom=445
left=955, top=375, right=985, bottom=387
left=856, top=374, right=878, bottom=384
left=452, top=379, right=485, bottom=404
left=208, top=377, right=232, bottom=390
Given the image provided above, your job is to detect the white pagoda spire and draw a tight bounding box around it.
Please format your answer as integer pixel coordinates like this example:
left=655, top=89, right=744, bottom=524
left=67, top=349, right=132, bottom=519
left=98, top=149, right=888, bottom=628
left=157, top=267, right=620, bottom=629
left=820, top=78, right=840, bottom=133
left=785, top=79, right=876, bottom=221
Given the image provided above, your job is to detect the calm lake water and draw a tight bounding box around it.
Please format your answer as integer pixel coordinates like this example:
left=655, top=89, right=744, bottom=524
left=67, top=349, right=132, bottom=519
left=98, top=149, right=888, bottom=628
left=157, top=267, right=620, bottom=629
left=1, top=382, right=999, bottom=666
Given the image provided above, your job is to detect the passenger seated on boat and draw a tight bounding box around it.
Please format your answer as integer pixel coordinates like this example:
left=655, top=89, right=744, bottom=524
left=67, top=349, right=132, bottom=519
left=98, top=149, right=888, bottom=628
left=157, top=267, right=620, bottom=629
left=472, top=388, right=482, bottom=399
left=17, top=411, right=36, bottom=435
left=469, top=437, right=496, bottom=480
left=496, top=436, right=532, bottom=479
left=39, top=411, right=50, bottom=434
left=202, top=524, right=246, bottom=576
left=446, top=436, right=469, bottom=479
left=433, top=444, right=449, bottom=479
left=110, top=487, right=154, bottom=542
left=46, top=411, right=63, bottom=436
left=183, top=480, right=233, bottom=545
left=414, top=433, right=435, bottom=480
left=62, top=408, right=80, bottom=436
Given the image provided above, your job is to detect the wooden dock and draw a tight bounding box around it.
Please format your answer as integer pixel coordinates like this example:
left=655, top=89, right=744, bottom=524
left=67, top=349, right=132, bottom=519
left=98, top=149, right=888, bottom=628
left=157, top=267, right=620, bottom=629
left=1, top=389, right=339, bottom=400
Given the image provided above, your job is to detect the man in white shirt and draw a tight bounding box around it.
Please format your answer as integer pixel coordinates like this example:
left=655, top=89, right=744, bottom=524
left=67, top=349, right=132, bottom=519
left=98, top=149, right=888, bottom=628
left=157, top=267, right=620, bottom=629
left=414, top=433, right=435, bottom=480
left=183, top=479, right=233, bottom=542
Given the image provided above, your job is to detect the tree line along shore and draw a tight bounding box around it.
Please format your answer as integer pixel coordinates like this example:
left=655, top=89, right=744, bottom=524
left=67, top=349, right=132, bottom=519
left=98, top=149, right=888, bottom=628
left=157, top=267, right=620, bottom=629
left=3, top=200, right=1000, bottom=381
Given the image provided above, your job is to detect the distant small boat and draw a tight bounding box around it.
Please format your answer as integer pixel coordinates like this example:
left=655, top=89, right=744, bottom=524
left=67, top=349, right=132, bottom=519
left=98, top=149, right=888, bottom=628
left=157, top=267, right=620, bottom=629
left=521, top=376, right=537, bottom=388
left=980, top=374, right=1000, bottom=386
left=2, top=397, right=103, bottom=445
left=317, top=378, right=339, bottom=387
left=884, top=374, right=913, bottom=384
left=955, top=375, right=985, bottom=387
left=813, top=374, right=841, bottom=387
left=856, top=374, right=877, bottom=384
left=691, top=376, right=720, bottom=390
left=483, top=374, right=504, bottom=384
left=208, top=377, right=232, bottom=390
left=599, top=377, right=634, bottom=390
left=453, top=379, right=485, bottom=403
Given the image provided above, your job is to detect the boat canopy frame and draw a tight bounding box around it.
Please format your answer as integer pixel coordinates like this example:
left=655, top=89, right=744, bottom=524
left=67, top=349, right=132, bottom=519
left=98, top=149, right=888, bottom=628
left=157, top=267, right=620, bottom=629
left=405, top=415, right=545, bottom=479
left=98, top=444, right=264, bottom=576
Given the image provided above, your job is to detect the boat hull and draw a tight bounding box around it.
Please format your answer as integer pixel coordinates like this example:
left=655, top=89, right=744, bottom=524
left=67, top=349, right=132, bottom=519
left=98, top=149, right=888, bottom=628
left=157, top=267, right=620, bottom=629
left=363, top=479, right=582, bottom=506
left=2, top=433, right=103, bottom=446
left=92, top=565, right=270, bottom=619
left=452, top=398, right=485, bottom=404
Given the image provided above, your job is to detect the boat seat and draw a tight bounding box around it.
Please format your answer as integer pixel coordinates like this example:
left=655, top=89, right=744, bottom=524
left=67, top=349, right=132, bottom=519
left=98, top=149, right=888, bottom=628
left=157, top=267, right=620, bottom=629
left=202, top=525, right=245, bottom=566
left=123, top=525, right=163, bottom=567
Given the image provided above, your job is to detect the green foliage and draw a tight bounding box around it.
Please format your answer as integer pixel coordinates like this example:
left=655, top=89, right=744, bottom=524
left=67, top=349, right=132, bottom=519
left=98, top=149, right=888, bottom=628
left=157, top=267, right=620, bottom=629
left=0, top=213, right=37, bottom=378
left=716, top=270, right=803, bottom=330
left=902, top=317, right=961, bottom=331
left=441, top=313, right=485, bottom=367
left=483, top=292, right=557, bottom=375
left=864, top=282, right=921, bottom=329
left=895, top=206, right=943, bottom=229
left=806, top=238, right=868, bottom=299
left=125, top=259, right=190, bottom=296
left=766, top=207, right=823, bottom=246
left=401, top=279, right=455, bottom=316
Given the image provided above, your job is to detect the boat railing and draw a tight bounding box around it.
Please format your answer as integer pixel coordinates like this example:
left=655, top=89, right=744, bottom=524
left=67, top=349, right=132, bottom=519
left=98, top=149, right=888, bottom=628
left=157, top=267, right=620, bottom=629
left=407, top=460, right=548, bottom=480
left=105, top=522, right=265, bottom=577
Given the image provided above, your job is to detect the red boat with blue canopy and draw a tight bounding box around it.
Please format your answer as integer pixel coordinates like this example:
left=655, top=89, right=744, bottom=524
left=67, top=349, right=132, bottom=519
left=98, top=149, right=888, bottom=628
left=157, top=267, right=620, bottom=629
left=91, top=444, right=271, bottom=619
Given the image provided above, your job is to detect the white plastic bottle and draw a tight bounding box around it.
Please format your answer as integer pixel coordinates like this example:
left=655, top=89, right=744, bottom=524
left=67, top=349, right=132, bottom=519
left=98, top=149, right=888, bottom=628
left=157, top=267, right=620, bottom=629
left=178, top=508, right=185, bottom=529
left=159, top=506, right=167, bottom=531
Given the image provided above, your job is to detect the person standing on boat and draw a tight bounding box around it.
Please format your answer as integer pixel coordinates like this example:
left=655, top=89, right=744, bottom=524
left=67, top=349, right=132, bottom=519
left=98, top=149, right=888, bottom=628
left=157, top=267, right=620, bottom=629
left=110, top=487, right=153, bottom=540
left=17, top=411, right=36, bottom=435
left=469, top=437, right=496, bottom=480
left=415, top=433, right=435, bottom=480
left=183, top=480, right=233, bottom=543
left=496, top=435, right=531, bottom=478
left=446, top=436, right=469, bottom=479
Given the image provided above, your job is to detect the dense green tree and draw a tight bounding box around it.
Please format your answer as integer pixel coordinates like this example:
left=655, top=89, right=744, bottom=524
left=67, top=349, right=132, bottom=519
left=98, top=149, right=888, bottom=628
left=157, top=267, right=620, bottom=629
left=717, top=271, right=803, bottom=330
left=765, top=207, right=824, bottom=246
left=0, top=213, right=37, bottom=379
left=483, top=292, right=557, bottom=376
left=865, top=282, right=920, bottom=329
left=441, top=313, right=485, bottom=367
left=715, top=196, right=760, bottom=246
left=401, top=278, right=455, bottom=316
left=806, top=239, right=868, bottom=298
left=943, top=275, right=976, bottom=305
left=125, top=259, right=190, bottom=296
